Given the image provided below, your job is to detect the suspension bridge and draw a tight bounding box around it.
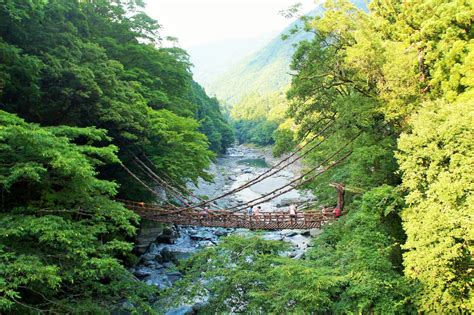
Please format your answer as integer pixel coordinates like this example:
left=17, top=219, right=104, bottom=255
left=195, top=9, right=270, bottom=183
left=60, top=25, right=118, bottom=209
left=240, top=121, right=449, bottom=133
left=122, top=200, right=338, bottom=230
left=120, top=120, right=355, bottom=230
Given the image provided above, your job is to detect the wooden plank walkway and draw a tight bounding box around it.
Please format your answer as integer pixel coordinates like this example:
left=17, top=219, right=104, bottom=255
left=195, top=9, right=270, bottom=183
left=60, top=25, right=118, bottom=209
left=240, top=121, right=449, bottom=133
left=122, top=200, right=336, bottom=230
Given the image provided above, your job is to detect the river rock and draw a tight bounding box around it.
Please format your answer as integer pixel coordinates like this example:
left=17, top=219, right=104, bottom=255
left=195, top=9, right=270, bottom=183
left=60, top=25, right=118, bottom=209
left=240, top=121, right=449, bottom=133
left=135, top=220, right=166, bottom=254
left=198, top=240, right=216, bottom=248
left=160, top=247, right=176, bottom=263
left=165, top=306, right=194, bottom=315
left=148, top=243, right=160, bottom=254
left=156, top=226, right=179, bottom=244
left=281, top=230, right=298, bottom=237
left=300, top=230, right=311, bottom=237
left=189, top=230, right=216, bottom=241
left=169, top=249, right=193, bottom=261
left=133, top=266, right=153, bottom=278
left=284, top=234, right=310, bottom=249
left=214, top=228, right=229, bottom=237
left=161, top=247, right=193, bottom=263
left=144, top=260, right=160, bottom=268
left=262, top=233, right=284, bottom=241
left=293, top=252, right=305, bottom=260
left=309, top=228, right=323, bottom=237
left=140, top=252, right=157, bottom=263
left=146, top=272, right=172, bottom=289
left=166, top=271, right=183, bottom=283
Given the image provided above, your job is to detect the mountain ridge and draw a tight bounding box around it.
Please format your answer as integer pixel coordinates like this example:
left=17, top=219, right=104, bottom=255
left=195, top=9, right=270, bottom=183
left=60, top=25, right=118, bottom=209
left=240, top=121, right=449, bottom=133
left=205, top=14, right=316, bottom=104
left=188, top=33, right=277, bottom=86
left=205, top=0, right=369, bottom=105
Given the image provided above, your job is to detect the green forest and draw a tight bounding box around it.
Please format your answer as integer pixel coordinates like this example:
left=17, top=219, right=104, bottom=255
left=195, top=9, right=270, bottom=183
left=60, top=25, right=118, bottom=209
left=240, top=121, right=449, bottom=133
left=1, top=0, right=473, bottom=314
left=0, top=0, right=234, bottom=312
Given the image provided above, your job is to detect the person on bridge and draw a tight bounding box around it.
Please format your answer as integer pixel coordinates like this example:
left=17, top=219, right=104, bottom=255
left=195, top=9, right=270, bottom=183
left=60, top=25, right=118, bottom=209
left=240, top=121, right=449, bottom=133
left=202, top=206, right=209, bottom=220
left=333, top=207, right=341, bottom=218
left=247, top=206, right=253, bottom=216
left=289, top=204, right=297, bottom=224
left=253, top=206, right=261, bottom=217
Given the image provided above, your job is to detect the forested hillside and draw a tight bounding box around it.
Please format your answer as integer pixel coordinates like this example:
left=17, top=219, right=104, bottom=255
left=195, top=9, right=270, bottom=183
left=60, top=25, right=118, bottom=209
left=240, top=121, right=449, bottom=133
left=230, top=90, right=288, bottom=146
left=188, top=34, right=275, bottom=86
left=0, top=0, right=232, bottom=312
left=220, top=13, right=313, bottom=147
left=164, top=0, right=474, bottom=313
left=1, top=0, right=473, bottom=313
left=206, top=16, right=312, bottom=105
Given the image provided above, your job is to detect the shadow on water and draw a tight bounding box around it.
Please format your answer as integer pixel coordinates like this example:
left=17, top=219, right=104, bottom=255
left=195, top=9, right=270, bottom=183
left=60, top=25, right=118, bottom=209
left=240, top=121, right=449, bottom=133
left=238, top=158, right=269, bottom=168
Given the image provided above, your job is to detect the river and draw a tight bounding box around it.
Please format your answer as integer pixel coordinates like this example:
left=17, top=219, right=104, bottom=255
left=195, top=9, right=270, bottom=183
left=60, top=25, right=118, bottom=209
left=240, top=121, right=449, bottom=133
left=191, top=144, right=315, bottom=210
left=131, top=145, right=321, bottom=314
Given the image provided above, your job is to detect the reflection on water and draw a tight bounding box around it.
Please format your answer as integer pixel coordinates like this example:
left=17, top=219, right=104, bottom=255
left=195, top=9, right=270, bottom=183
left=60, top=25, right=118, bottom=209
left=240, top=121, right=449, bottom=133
left=238, top=158, right=269, bottom=168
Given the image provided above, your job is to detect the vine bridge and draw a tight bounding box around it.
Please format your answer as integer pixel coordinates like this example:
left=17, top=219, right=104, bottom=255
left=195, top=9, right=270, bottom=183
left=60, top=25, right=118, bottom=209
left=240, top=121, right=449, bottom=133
left=122, top=200, right=337, bottom=230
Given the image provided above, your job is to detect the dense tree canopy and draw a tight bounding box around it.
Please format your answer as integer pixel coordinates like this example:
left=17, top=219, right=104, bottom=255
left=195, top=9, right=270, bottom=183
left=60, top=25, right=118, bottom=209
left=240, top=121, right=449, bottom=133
left=285, top=0, right=473, bottom=312
left=230, top=90, right=291, bottom=147
left=0, top=110, right=155, bottom=313
left=0, top=0, right=233, bottom=201
left=0, top=0, right=233, bottom=312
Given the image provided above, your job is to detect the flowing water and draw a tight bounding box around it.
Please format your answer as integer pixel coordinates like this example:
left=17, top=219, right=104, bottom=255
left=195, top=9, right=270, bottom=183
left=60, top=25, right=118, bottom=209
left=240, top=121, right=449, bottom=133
left=237, top=158, right=269, bottom=168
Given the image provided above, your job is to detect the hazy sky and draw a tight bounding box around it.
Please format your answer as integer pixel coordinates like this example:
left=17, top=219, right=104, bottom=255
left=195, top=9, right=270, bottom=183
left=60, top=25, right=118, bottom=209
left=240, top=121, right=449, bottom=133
left=145, top=0, right=319, bottom=49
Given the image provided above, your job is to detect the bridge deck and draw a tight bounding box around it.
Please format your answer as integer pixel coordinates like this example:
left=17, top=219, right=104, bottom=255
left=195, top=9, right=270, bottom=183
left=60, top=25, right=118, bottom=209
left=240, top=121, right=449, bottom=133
left=123, top=201, right=336, bottom=230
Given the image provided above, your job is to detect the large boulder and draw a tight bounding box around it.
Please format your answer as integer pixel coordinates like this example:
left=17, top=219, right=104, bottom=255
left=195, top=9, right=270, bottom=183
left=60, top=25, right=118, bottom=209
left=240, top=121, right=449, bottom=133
left=284, top=234, right=310, bottom=249
left=213, top=228, right=229, bottom=237
left=262, top=232, right=284, bottom=241
left=135, top=220, right=166, bottom=254
left=133, top=266, right=153, bottom=278
left=139, top=252, right=157, bottom=263
left=161, top=247, right=193, bottom=263
left=156, top=226, right=179, bottom=244
left=165, top=306, right=194, bottom=315
left=280, top=230, right=298, bottom=237
left=145, top=272, right=172, bottom=290
left=188, top=230, right=217, bottom=242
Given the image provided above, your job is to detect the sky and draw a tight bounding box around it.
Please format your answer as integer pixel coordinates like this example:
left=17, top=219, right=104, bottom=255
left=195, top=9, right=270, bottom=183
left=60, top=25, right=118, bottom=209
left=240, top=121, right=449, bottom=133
left=145, top=0, right=319, bottom=49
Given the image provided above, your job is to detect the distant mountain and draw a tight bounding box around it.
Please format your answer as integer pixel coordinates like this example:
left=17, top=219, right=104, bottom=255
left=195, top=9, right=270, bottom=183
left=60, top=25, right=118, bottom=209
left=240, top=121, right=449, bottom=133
left=188, top=33, right=277, bottom=87
left=204, top=0, right=368, bottom=105
left=205, top=15, right=316, bottom=105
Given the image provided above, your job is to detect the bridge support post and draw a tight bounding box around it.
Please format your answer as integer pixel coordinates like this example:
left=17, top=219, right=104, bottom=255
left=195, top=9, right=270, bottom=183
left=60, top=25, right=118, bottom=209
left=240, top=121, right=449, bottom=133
left=330, top=183, right=345, bottom=212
